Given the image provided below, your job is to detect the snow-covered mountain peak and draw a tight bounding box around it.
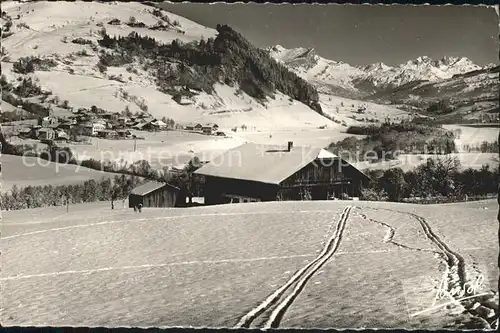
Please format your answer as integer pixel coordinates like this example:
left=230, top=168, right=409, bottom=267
left=268, top=45, right=317, bottom=61
left=267, top=45, right=320, bottom=70
left=267, top=45, right=488, bottom=98
left=362, top=62, right=392, bottom=72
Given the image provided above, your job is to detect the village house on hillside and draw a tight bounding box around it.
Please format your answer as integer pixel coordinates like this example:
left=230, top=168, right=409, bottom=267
left=128, top=181, right=186, bottom=208
left=194, top=142, right=371, bottom=205
left=184, top=123, right=203, bottom=131
left=201, top=123, right=219, bottom=135
left=55, top=129, right=70, bottom=141
left=96, top=129, right=118, bottom=139
left=202, top=125, right=214, bottom=135
left=38, top=127, right=55, bottom=141
left=81, top=121, right=106, bottom=136
left=39, top=116, right=58, bottom=128
left=184, top=123, right=219, bottom=135
left=206, top=123, right=219, bottom=131
left=25, top=107, right=170, bottom=144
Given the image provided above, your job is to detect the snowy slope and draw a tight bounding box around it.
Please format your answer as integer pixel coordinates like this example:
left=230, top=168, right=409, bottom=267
left=2, top=1, right=216, bottom=60
left=1, top=1, right=337, bottom=131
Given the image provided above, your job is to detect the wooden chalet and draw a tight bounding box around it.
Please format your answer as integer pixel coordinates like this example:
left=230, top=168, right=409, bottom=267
left=202, top=125, right=214, bottom=135
left=96, top=129, right=118, bottom=139
left=18, top=128, right=32, bottom=139
left=206, top=123, right=219, bottom=131
left=132, top=120, right=154, bottom=131
left=58, top=121, right=75, bottom=131
left=194, top=142, right=371, bottom=205
left=101, top=112, right=120, bottom=122
left=38, top=127, right=55, bottom=141
left=151, top=120, right=167, bottom=130
left=116, top=129, right=132, bottom=138
left=55, top=129, right=69, bottom=141
left=128, top=181, right=185, bottom=208
left=117, top=117, right=129, bottom=126
left=29, top=125, right=41, bottom=139
left=39, top=116, right=58, bottom=127
left=185, top=123, right=203, bottom=131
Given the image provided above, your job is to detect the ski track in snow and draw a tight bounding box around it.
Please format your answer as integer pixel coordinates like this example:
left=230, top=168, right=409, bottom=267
left=353, top=208, right=441, bottom=255
left=234, top=205, right=353, bottom=329
left=362, top=206, right=497, bottom=329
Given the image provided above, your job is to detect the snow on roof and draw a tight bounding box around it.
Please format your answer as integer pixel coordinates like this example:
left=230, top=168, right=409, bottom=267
left=152, top=120, right=167, bottom=126
left=130, top=181, right=180, bottom=196
left=194, top=142, right=345, bottom=185
left=39, top=127, right=55, bottom=132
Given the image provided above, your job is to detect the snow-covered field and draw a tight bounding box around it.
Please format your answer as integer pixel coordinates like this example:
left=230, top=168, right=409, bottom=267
left=53, top=130, right=247, bottom=169
left=231, top=127, right=356, bottom=148
left=2, top=200, right=497, bottom=328
left=443, top=125, right=498, bottom=152
left=0, top=154, right=121, bottom=192
left=319, top=93, right=410, bottom=125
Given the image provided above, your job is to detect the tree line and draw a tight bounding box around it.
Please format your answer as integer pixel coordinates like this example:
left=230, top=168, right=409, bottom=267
left=1, top=175, right=143, bottom=211
left=361, top=157, right=498, bottom=202
left=329, top=122, right=457, bottom=161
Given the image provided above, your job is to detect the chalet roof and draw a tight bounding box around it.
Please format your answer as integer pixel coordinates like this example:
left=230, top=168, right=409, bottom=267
left=130, top=181, right=180, bottom=196
left=152, top=120, right=167, bottom=126
left=133, top=119, right=154, bottom=128
left=39, top=127, right=55, bottom=132
left=194, top=142, right=369, bottom=185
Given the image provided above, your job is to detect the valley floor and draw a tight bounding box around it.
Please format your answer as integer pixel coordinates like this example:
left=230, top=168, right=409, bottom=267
left=1, top=200, right=498, bottom=329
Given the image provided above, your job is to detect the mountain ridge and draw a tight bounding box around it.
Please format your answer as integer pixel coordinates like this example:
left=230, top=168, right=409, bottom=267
left=266, top=44, right=493, bottom=98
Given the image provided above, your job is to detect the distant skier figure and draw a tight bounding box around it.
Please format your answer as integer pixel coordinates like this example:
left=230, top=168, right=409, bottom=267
left=111, top=200, right=114, bottom=210
left=138, top=203, right=143, bottom=213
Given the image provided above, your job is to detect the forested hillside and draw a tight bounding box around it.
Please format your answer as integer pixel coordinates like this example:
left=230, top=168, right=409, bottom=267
left=97, top=24, right=323, bottom=114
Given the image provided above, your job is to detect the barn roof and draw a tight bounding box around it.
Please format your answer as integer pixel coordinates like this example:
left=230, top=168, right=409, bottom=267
left=194, top=142, right=361, bottom=185
left=130, top=181, right=180, bottom=196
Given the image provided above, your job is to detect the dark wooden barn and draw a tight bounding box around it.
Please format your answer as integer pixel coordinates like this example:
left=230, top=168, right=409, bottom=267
left=194, top=142, right=371, bottom=205
left=128, top=181, right=185, bottom=208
